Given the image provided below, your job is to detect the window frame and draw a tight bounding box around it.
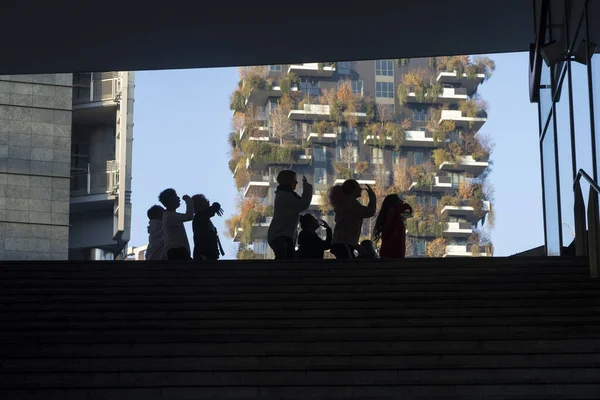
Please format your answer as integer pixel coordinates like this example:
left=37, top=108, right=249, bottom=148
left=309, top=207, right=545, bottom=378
left=376, top=81, right=394, bottom=98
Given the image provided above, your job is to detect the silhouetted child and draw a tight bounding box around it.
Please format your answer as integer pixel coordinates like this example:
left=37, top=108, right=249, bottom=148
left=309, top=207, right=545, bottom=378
left=373, top=194, right=413, bottom=258
left=192, top=194, right=225, bottom=261
left=297, top=214, right=332, bottom=259
left=159, top=188, right=194, bottom=260
left=146, top=205, right=166, bottom=260
left=267, top=170, right=312, bottom=259
left=329, top=179, right=376, bottom=259
left=358, top=239, right=378, bottom=259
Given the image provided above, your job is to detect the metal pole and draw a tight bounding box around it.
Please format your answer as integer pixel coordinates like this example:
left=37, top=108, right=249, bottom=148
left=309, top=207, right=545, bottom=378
left=87, top=163, right=91, bottom=195
left=585, top=0, right=598, bottom=181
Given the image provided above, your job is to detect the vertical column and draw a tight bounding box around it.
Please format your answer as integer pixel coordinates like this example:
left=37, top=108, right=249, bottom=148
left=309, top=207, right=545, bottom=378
left=0, top=74, right=73, bottom=260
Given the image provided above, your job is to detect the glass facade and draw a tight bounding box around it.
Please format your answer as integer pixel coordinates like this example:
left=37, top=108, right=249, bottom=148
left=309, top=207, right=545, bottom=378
left=537, top=1, right=598, bottom=256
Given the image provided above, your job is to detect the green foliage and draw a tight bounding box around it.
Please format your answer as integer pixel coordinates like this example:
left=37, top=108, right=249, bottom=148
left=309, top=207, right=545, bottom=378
left=329, top=98, right=344, bottom=124
left=385, top=122, right=405, bottom=150
left=365, top=101, right=376, bottom=123
left=246, top=75, right=268, bottom=91
left=252, top=142, right=302, bottom=164
left=401, top=58, right=409, bottom=66
left=433, top=148, right=452, bottom=166
left=428, top=57, right=436, bottom=69
left=414, top=86, right=425, bottom=103
left=334, top=162, right=352, bottom=179
left=439, top=195, right=462, bottom=208
left=397, top=83, right=408, bottom=106
left=314, top=121, right=335, bottom=136
left=427, top=84, right=441, bottom=102
left=230, top=90, right=246, bottom=112
left=355, top=161, right=370, bottom=176
left=237, top=248, right=256, bottom=259
left=405, top=218, right=445, bottom=237
left=279, top=72, right=299, bottom=96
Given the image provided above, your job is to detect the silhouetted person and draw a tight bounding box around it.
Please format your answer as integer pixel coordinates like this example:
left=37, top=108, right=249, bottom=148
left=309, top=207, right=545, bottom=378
left=159, top=188, right=193, bottom=260
left=192, top=194, right=224, bottom=261
left=268, top=170, right=312, bottom=259
left=297, top=214, right=332, bottom=259
left=373, top=194, right=413, bottom=259
left=146, top=205, right=166, bottom=260
left=358, top=239, right=378, bottom=259
left=329, top=179, right=376, bottom=259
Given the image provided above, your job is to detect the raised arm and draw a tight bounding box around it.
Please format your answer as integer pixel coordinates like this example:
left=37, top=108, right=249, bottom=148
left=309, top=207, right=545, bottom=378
left=291, top=176, right=313, bottom=213
left=177, top=195, right=194, bottom=222
left=347, top=185, right=376, bottom=218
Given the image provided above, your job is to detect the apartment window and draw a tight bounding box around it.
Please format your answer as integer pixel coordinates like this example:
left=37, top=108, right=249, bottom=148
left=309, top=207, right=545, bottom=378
left=269, top=65, right=282, bottom=72
left=351, top=80, right=363, bottom=96
left=371, top=148, right=384, bottom=165
left=314, top=146, right=327, bottom=162
left=314, top=167, right=328, bottom=185
left=338, top=62, right=351, bottom=74
left=376, top=82, right=394, bottom=98
left=376, top=60, right=394, bottom=76
left=450, top=173, right=464, bottom=188
left=413, top=151, right=426, bottom=166
left=413, top=108, right=427, bottom=121
left=345, top=127, right=358, bottom=141
left=413, top=239, right=427, bottom=256
left=300, top=81, right=320, bottom=96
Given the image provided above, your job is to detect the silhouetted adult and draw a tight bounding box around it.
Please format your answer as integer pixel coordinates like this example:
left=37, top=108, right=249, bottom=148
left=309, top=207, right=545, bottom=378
left=329, top=179, right=376, bottom=259
left=267, top=170, right=312, bottom=259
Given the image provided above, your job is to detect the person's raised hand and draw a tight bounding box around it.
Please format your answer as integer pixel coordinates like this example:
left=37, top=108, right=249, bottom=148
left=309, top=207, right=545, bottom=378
left=320, top=220, right=330, bottom=229
left=213, top=202, right=224, bottom=216
left=365, top=184, right=374, bottom=194
left=302, top=176, right=308, bottom=185
left=182, top=195, right=191, bottom=201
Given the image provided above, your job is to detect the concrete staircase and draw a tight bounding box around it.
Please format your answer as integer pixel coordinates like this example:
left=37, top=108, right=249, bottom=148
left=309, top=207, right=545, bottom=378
left=1, top=257, right=599, bottom=399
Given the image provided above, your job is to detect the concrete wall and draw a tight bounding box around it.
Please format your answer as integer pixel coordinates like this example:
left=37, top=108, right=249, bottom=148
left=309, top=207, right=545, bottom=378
left=0, top=74, right=72, bottom=260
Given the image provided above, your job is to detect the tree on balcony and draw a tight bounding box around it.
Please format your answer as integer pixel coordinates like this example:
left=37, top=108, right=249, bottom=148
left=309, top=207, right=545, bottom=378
left=469, top=228, right=494, bottom=256
left=436, top=55, right=496, bottom=81
left=279, top=72, right=299, bottom=96
left=270, top=105, right=295, bottom=145
left=427, top=238, right=447, bottom=257
left=426, top=109, right=456, bottom=142
left=340, top=142, right=357, bottom=172
left=397, top=69, right=441, bottom=106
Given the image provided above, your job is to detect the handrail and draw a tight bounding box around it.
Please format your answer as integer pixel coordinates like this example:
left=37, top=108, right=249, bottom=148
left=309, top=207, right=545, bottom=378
left=573, top=168, right=599, bottom=278
left=574, top=168, right=600, bottom=194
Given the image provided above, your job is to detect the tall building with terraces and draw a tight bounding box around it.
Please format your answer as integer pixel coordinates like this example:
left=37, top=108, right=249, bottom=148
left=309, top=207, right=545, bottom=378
left=226, top=57, right=494, bottom=259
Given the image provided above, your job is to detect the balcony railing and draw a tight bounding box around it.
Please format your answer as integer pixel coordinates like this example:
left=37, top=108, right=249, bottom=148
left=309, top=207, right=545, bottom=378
left=73, top=72, right=121, bottom=105
left=444, top=244, right=492, bottom=257
left=71, top=169, right=119, bottom=197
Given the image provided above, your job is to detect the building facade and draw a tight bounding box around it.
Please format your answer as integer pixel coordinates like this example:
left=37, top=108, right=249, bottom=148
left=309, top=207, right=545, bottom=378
left=0, top=72, right=134, bottom=260
left=226, top=58, right=495, bottom=259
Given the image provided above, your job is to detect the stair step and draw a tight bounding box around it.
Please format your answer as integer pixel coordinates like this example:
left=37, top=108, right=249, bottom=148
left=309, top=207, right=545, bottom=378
left=4, top=353, right=600, bottom=371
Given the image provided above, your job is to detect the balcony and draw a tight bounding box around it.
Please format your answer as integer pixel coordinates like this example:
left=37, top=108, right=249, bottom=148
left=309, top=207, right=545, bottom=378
left=73, top=72, right=121, bottom=109
left=438, top=155, right=489, bottom=177
left=334, top=174, right=376, bottom=186
left=245, top=84, right=298, bottom=106
left=70, top=166, right=119, bottom=197
left=288, top=63, right=336, bottom=77
left=439, top=109, right=486, bottom=132
left=307, top=132, right=337, bottom=144
left=231, top=217, right=272, bottom=243
left=406, top=87, right=468, bottom=104
left=444, top=244, right=492, bottom=257
left=289, top=104, right=367, bottom=122
left=243, top=175, right=272, bottom=198
left=404, top=130, right=442, bottom=147
left=441, top=201, right=490, bottom=224
left=409, top=175, right=452, bottom=192
left=443, top=221, right=474, bottom=238
left=436, top=71, right=485, bottom=95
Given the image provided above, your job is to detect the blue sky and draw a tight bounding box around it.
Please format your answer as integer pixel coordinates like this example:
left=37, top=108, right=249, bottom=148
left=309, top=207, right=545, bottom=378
left=129, top=52, right=545, bottom=258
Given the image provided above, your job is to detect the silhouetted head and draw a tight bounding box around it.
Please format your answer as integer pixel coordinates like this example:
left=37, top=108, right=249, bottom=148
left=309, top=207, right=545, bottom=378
left=159, top=188, right=180, bottom=211
left=299, top=214, right=319, bottom=232
left=373, top=194, right=402, bottom=242
left=276, top=170, right=298, bottom=190
left=329, top=179, right=362, bottom=208
left=192, top=194, right=210, bottom=212
left=360, top=239, right=378, bottom=258
left=147, top=205, right=164, bottom=221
